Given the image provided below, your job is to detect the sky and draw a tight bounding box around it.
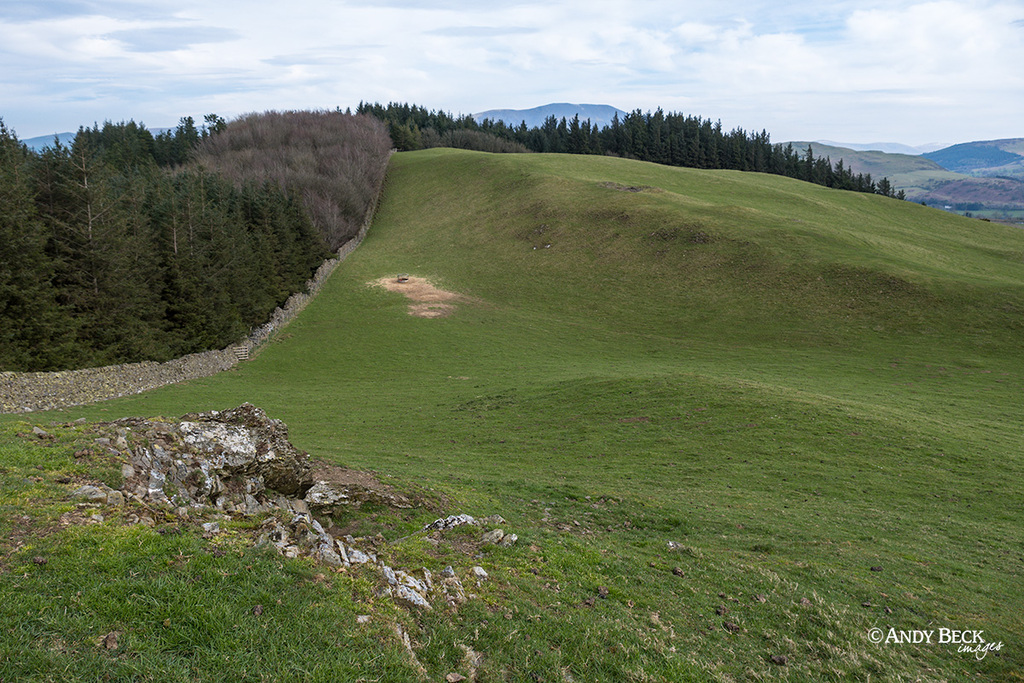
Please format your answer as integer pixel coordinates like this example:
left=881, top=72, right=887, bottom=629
left=1, top=0, right=1022, bottom=147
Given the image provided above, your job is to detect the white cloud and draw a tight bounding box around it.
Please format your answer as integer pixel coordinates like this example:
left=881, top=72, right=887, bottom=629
left=1, top=0, right=1022, bottom=144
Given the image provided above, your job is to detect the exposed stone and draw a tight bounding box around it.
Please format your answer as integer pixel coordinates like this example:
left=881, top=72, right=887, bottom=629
left=70, top=404, right=514, bottom=619
left=441, top=576, right=467, bottom=606
left=499, top=533, right=518, bottom=547
left=425, top=514, right=476, bottom=531
left=71, top=485, right=107, bottom=503
left=482, top=529, right=505, bottom=544
left=394, top=584, right=432, bottom=610
left=178, top=403, right=313, bottom=496
left=347, top=547, right=372, bottom=564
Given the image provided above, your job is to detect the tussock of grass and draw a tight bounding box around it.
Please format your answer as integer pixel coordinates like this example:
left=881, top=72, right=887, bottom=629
left=3, top=150, right=1023, bottom=680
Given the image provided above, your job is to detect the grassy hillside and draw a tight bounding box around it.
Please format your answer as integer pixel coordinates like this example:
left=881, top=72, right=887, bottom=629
left=3, top=150, right=1023, bottom=681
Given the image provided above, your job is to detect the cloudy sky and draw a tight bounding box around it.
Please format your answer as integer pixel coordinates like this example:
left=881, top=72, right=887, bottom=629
left=1, top=0, right=1022, bottom=146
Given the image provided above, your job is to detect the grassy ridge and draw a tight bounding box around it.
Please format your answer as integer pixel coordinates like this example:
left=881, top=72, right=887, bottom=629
left=3, top=149, right=1023, bottom=680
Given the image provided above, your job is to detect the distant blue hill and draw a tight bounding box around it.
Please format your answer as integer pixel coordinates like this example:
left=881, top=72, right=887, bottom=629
left=23, top=127, right=173, bottom=152
left=473, top=103, right=628, bottom=129
left=816, top=140, right=948, bottom=155
left=923, top=138, right=1024, bottom=178
left=23, top=132, right=77, bottom=151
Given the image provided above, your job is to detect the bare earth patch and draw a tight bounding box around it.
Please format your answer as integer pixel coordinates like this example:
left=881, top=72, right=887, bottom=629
left=371, top=276, right=472, bottom=318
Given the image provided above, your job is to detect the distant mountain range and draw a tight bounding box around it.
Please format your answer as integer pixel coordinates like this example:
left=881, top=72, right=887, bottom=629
left=473, top=103, right=628, bottom=129
left=816, top=140, right=948, bottom=155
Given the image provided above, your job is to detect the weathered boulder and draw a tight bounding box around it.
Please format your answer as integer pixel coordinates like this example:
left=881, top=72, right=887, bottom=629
left=105, top=403, right=313, bottom=512
left=179, top=403, right=313, bottom=496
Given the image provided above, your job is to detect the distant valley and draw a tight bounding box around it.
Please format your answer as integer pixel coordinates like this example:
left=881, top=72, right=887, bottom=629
left=787, top=139, right=1024, bottom=219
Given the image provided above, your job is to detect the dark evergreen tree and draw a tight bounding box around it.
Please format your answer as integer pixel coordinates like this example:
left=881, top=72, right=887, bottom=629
left=0, top=121, right=75, bottom=369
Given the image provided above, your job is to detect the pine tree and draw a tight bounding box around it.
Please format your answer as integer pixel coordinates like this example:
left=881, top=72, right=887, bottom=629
left=0, top=121, right=74, bottom=369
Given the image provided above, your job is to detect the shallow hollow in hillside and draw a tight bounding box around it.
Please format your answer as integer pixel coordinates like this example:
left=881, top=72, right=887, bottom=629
left=370, top=275, right=475, bottom=318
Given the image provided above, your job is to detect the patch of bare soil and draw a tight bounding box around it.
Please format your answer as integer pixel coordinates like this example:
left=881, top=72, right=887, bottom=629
left=308, top=459, right=388, bottom=489
left=371, top=276, right=473, bottom=318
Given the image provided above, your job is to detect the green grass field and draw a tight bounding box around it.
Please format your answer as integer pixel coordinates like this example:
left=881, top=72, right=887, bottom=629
left=3, top=149, right=1023, bottom=681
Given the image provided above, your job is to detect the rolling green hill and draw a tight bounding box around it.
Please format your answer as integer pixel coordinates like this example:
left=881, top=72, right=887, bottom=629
left=3, top=150, right=1023, bottom=681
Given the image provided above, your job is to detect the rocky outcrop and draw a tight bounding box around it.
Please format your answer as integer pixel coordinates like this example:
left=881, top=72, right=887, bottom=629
left=110, top=403, right=314, bottom=512
left=74, top=403, right=511, bottom=615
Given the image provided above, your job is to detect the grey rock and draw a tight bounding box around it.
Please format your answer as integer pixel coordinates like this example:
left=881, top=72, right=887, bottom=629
left=425, top=514, right=476, bottom=531
left=71, top=485, right=107, bottom=503
left=482, top=529, right=505, bottom=544
left=305, top=478, right=413, bottom=511
left=499, top=533, right=519, bottom=547
left=395, top=570, right=428, bottom=595
left=421, top=567, right=433, bottom=591
left=314, top=542, right=344, bottom=567
left=394, top=584, right=431, bottom=610
left=347, top=547, right=372, bottom=564
left=202, top=521, right=220, bottom=534
left=105, top=490, right=125, bottom=507
left=441, top=576, right=466, bottom=605
left=471, top=566, right=488, bottom=580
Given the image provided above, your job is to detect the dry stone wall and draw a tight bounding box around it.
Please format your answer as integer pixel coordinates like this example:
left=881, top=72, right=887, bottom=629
left=0, top=161, right=387, bottom=415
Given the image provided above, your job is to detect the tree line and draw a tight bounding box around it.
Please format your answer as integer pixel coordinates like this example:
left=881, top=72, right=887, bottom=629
left=358, top=102, right=904, bottom=199
left=1, top=111, right=390, bottom=372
